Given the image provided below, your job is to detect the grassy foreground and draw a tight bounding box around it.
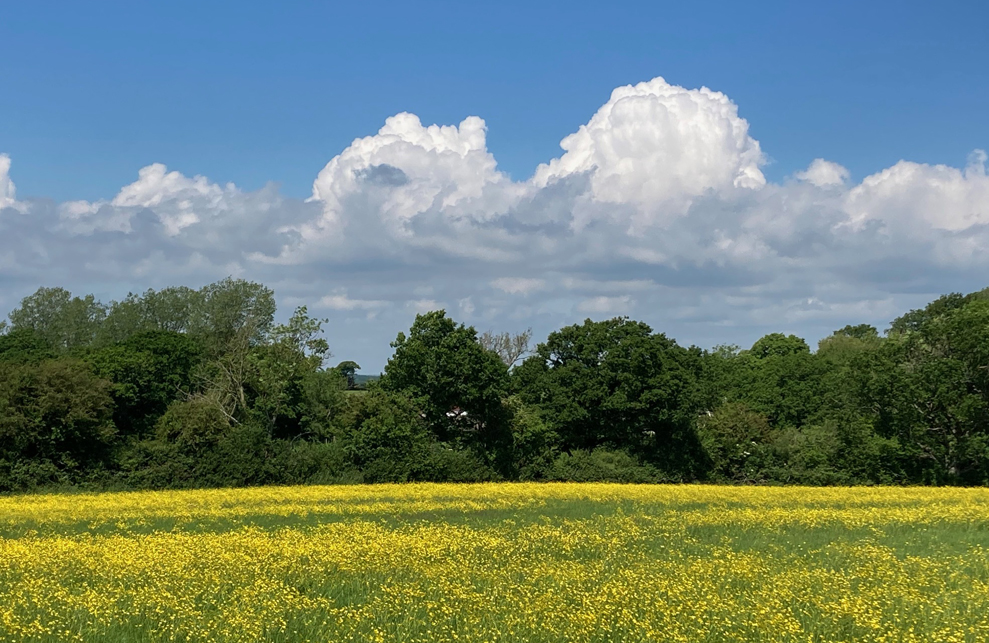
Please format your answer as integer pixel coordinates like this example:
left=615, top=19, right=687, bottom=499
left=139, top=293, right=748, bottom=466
left=1, top=484, right=988, bottom=642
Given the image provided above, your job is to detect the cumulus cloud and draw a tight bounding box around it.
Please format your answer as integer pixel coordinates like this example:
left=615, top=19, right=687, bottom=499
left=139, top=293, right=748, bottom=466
left=1, top=76, right=988, bottom=368
left=532, top=77, right=765, bottom=228
left=58, top=163, right=242, bottom=236
left=0, top=154, right=22, bottom=212
left=300, top=113, right=515, bottom=249
left=491, top=278, right=546, bottom=295
left=578, top=295, right=634, bottom=314
left=317, top=292, right=388, bottom=311
left=844, top=150, right=989, bottom=233
left=795, top=159, right=850, bottom=187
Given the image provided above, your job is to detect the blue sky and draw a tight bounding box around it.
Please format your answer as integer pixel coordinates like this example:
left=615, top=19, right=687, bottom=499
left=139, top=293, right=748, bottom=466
left=1, top=0, right=988, bottom=370
left=3, top=0, right=986, bottom=200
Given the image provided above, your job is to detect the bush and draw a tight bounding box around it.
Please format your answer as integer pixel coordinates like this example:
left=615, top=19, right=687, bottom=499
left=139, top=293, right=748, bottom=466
left=340, top=390, right=432, bottom=483
left=417, top=445, right=500, bottom=482
left=545, top=449, right=663, bottom=483
left=764, top=425, right=846, bottom=485
left=273, top=440, right=359, bottom=485
left=155, top=397, right=231, bottom=453
left=697, top=403, right=772, bottom=482
left=505, top=396, right=559, bottom=480
left=0, top=359, right=115, bottom=491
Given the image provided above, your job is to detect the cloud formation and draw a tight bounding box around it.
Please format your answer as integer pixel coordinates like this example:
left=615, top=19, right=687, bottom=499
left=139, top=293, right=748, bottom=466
left=532, top=78, right=765, bottom=226
left=0, top=154, right=20, bottom=211
left=795, top=159, right=849, bottom=187
left=1, top=76, right=987, bottom=366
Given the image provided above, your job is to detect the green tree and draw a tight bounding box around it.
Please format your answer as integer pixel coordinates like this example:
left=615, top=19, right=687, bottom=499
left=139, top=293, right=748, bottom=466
left=862, top=299, right=989, bottom=483
left=382, top=311, right=512, bottom=469
left=513, top=317, right=702, bottom=476
left=86, top=330, right=204, bottom=438
left=503, top=395, right=559, bottom=480
left=8, top=287, right=107, bottom=351
left=335, top=361, right=361, bottom=388
left=190, top=278, right=276, bottom=354
left=155, top=396, right=231, bottom=455
left=750, top=333, right=810, bottom=359
left=100, top=286, right=204, bottom=345
left=697, top=403, right=772, bottom=482
left=339, top=389, right=432, bottom=482
left=0, top=328, right=54, bottom=364
left=729, top=334, right=825, bottom=429
left=0, top=359, right=115, bottom=490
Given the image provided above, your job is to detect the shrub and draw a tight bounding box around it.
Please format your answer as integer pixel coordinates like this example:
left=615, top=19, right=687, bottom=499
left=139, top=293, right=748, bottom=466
left=545, top=449, right=663, bottom=483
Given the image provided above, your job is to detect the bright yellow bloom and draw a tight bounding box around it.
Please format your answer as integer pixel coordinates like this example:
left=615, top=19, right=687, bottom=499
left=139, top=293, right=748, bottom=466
left=1, top=484, right=987, bottom=642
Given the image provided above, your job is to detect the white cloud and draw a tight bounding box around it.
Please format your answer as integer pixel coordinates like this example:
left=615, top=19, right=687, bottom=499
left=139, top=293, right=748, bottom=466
left=531, top=77, right=765, bottom=229
left=408, top=299, right=440, bottom=313
left=578, top=295, right=634, bottom=314
left=1, top=76, right=988, bottom=369
left=795, top=158, right=850, bottom=187
left=317, top=292, right=388, bottom=311
left=302, top=113, right=515, bottom=244
left=491, top=277, right=546, bottom=295
left=59, top=163, right=239, bottom=236
left=0, top=154, right=22, bottom=212
left=844, top=150, right=989, bottom=233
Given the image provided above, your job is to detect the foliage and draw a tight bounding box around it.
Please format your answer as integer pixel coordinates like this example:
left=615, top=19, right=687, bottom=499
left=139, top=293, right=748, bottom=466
left=0, top=328, right=54, bottom=364
left=86, top=330, right=204, bottom=438
left=0, top=359, right=115, bottom=491
left=697, top=403, right=772, bottom=482
left=382, top=311, right=512, bottom=471
left=860, top=298, right=989, bottom=484
left=544, top=448, right=663, bottom=483
left=335, top=360, right=361, bottom=388
left=513, top=317, right=703, bottom=476
left=7, top=287, right=106, bottom=351
left=2, top=279, right=989, bottom=491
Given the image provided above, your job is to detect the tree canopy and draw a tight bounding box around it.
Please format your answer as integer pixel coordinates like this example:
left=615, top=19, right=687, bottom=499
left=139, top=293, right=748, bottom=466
left=2, top=279, right=989, bottom=492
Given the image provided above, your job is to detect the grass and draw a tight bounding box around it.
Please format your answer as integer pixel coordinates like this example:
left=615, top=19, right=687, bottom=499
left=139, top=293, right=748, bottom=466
left=2, top=483, right=988, bottom=642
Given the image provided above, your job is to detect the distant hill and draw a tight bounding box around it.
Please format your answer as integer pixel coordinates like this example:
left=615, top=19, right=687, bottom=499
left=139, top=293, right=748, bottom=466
left=353, top=374, right=380, bottom=386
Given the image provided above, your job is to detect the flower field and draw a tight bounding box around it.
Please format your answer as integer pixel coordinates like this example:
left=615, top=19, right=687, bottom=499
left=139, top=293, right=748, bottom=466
left=2, top=484, right=989, bottom=642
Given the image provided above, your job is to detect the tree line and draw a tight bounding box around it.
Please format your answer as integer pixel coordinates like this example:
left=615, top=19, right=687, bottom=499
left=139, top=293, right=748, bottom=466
left=1, top=278, right=988, bottom=493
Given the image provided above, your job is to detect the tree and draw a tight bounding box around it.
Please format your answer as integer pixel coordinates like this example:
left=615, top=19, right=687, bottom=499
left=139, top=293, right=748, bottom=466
left=8, top=287, right=107, bottom=351
left=513, top=317, right=702, bottom=475
left=479, top=329, right=533, bottom=367
left=862, top=298, right=989, bottom=483
left=0, top=328, right=53, bottom=364
left=749, top=333, right=810, bottom=359
left=382, top=311, right=511, bottom=467
left=335, top=361, right=361, bottom=388
left=0, top=359, right=115, bottom=489
left=503, top=395, right=559, bottom=480
left=189, top=278, right=276, bottom=354
left=193, top=306, right=337, bottom=439
left=155, top=396, right=231, bottom=454
left=889, top=293, right=968, bottom=335
left=245, top=306, right=335, bottom=439
left=697, top=403, right=772, bottom=482
left=86, top=330, right=204, bottom=438
left=142, top=286, right=202, bottom=333
left=727, top=334, right=825, bottom=429
left=339, top=389, right=433, bottom=482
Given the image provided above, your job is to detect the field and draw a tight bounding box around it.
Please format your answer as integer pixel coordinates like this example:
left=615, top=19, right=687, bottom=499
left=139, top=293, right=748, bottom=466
left=2, top=484, right=989, bottom=642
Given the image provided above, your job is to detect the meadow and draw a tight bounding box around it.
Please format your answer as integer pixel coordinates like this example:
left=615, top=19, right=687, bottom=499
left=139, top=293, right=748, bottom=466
left=2, top=484, right=988, bottom=642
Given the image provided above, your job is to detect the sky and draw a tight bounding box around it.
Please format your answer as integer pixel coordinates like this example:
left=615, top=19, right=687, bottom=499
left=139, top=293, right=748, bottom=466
left=1, top=0, right=988, bottom=371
